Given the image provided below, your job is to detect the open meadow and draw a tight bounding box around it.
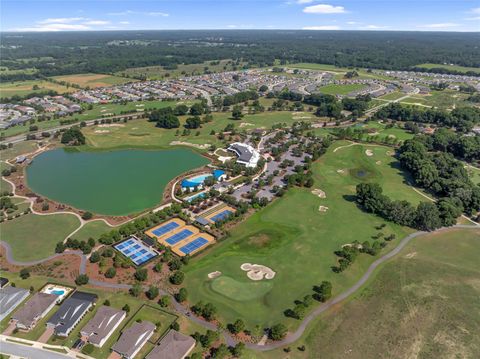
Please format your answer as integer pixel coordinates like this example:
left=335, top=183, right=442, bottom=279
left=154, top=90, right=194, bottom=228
left=183, top=141, right=424, bottom=329
left=416, top=63, right=480, bottom=74
left=52, top=73, right=134, bottom=88
left=0, top=79, right=74, bottom=98
left=0, top=213, right=80, bottom=261
left=116, top=59, right=243, bottom=80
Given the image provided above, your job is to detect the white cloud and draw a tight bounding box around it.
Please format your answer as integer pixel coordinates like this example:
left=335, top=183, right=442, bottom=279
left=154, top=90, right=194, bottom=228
left=11, top=23, right=92, bottom=32
left=119, top=21, right=130, bottom=25
left=361, top=25, right=389, bottom=30
left=471, top=7, right=480, bottom=14
left=297, top=0, right=315, bottom=3
left=302, top=25, right=340, bottom=30
left=303, top=4, right=346, bottom=14
left=38, top=17, right=86, bottom=24
left=108, top=10, right=169, bottom=17
left=346, top=21, right=358, bottom=25
left=465, top=16, right=480, bottom=20
left=83, top=20, right=110, bottom=25
left=417, top=23, right=460, bottom=29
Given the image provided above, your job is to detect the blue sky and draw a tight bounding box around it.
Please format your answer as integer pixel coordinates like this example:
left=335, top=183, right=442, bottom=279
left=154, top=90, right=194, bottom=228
left=1, top=0, right=479, bottom=32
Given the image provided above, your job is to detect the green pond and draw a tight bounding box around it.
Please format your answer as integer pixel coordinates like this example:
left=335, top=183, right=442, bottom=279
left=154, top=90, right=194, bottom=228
left=26, top=148, right=209, bottom=216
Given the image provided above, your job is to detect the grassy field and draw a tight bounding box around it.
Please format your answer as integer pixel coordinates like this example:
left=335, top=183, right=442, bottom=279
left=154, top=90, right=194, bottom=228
left=378, top=91, right=406, bottom=101
left=1, top=100, right=182, bottom=138
left=0, top=213, right=80, bottom=261
left=416, top=63, right=480, bottom=74
left=82, top=111, right=306, bottom=150
left=183, top=141, right=424, bottom=329
left=71, top=220, right=113, bottom=242
left=403, top=90, right=469, bottom=109
left=465, top=163, right=480, bottom=185
left=117, top=59, right=243, bottom=80
left=318, top=84, right=367, bottom=96
left=0, top=80, right=73, bottom=98
left=361, top=121, right=415, bottom=141
left=285, top=63, right=395, bottom=81
left=0, top=141, right=38, bottom=161
left=52, top=73, right=134, bottom=88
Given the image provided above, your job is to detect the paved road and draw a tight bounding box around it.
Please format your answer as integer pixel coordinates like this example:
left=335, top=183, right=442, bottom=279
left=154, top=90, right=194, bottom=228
left=1, top=224, right=478, bottom=352
left=0, top=340, right=71, bottom=359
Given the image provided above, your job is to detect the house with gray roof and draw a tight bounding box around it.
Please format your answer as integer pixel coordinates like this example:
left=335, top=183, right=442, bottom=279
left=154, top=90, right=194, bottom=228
left=228, top=142, right=260, bottom=168
left=145, top=330, right=196, bottom=359
left=80, top=306, right=126, bottom=347
left=0, top=286, right=29, bottom=321
left=112, top=321, right=156, bottom=359
left=47, top=291, right=97, bottom=337
left=11, top=292, right=57, bottom=330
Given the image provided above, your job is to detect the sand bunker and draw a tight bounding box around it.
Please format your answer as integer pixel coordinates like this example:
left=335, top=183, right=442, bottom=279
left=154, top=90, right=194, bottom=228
left=239, top=122, right=254, bottom=128
left=94, top=130, right=110, bottom=134
left=241, top=263, right=276, bottom=281
left=337, top=169, right=345, bottom=174
left=318, top=205, right=329, bottom=212
left=170, top=141, right=210, bottom=149
left=208, top=271, right=222, bottom=279
left=386, top=151, right=393, bottom=156
left=312, top=188, right=326, bottom=198
left=98, top=124, right=125, bottom=128
left=365, top=149, right=374, bottom=157
left=376, top=161, right=382, bottom=165
left=405, top=252, right=417, bottom=259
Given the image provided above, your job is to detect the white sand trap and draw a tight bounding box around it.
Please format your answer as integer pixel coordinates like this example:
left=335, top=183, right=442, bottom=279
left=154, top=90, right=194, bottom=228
left=386, top=151, right=393, bottom=156
left=170, top=141, right=210, bottom=149
left=132, top=127, right=138, bottom=130
left=318, top=205, right=329, bottom=212
left=365, top=149, right=374, bottom=157
left=208, top=271, right=222, bottom=279
left=98, top=124, right=125, bottom=128
left=312, top=188, right=326, bottom=198
left=239, top=122, right=254, bottom=128
left=241, top=263, right=276, bottom=281
left=94, top=130, right=110, bottom=134
left=376, top=161, right=382, bottom=165
left=337, top=169, right=345, bottom=174
left=405, top=252, right=417, bottom=259
left=292, top=116, right=312, bottom=119
left=368, top=132, right=380, bottom=136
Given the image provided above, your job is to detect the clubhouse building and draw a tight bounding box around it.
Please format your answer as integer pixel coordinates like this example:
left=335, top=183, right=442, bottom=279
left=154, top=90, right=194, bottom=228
left=228, top=142, right=260, bottom=168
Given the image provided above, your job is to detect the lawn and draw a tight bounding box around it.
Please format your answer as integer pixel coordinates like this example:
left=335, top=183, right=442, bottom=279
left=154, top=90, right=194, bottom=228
left=403, top=90, right=470, bottom=109
left=0, top=80, right=73, bottom=98
left=318, top=83, right=367, bottom=96
left=0, top=213, right=80, bottom=261
left=183, top=141, right=424, bottom=329
left=378, top=91, right=406, bottom=101
left=465, top=163, right=480, bottom=185
left=361, top=121, right=414, bottom=141
left=71, top=220, right=114, bottom=242
left=82, top=111, right=307, bottom=151
left=52, top=73, right=135, bottom=88
left=416, top=63, right=480, bottom=74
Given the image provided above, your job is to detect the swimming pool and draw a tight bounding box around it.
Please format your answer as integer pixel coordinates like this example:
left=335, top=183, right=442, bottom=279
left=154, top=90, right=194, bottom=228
left=40, top=285, right=72, bottom=303
left=181, top=174, right=211, bottom=188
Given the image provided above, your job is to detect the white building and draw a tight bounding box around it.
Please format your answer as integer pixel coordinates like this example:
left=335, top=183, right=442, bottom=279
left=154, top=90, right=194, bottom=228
left=228, top=142, right=260, bottom=168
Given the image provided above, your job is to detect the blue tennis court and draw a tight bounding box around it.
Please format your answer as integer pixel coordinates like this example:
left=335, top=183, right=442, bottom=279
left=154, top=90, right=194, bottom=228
left=210, top=210, right=233, bottom=223
left=114, top=237, right=158, bottom=266
left=151, top=221, right=180, bottom=237
left=165, top=229, right=194, bottom=246
left=179, top=237, right=209, bottom=255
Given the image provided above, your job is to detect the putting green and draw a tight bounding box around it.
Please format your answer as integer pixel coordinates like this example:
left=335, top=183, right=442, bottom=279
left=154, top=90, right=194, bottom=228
left=210, top=276, right=274, bottom=301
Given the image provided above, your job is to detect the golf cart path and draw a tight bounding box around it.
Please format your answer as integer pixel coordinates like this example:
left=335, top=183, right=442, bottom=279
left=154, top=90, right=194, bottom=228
left=1, top=224, right=478, bottom=351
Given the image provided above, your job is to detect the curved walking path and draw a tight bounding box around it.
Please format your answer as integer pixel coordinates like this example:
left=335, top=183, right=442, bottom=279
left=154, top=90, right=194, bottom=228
left=1, top=224, right=478, bottom=351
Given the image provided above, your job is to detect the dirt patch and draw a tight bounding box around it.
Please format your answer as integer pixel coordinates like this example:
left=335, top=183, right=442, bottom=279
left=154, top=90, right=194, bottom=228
left=404, top=252, right=417, bottom=259
left=239, top=122, right=254, bottom=128
left=247, top=234, right=271, bottom=248
left=240, top=263, right=276, bottom=281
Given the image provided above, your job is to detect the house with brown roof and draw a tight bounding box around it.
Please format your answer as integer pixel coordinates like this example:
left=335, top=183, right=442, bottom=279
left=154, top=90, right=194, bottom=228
left=80, top=306, right=126, bottom=347
left=11, top=292, right=57, bottom=331
left=145, top=330, right=196, bottom=359
left=111, top=321, right=156, bottom=359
